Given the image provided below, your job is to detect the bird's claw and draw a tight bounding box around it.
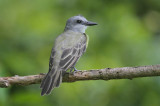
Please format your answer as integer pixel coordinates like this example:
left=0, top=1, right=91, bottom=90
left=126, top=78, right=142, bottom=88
left=74, top=67, right=79, bottom=72
left=70, top=67, right=80, bottom=74
left=73, top=67, right=80, bottom=75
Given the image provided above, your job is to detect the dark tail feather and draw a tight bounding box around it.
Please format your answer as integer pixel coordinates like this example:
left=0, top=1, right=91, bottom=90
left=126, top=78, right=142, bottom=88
left=40, top=70, right=62, bottom=96
left=46, top=71, right=62, bottom=95
left=56, top=71, right=62, bottom=87
left=40, top=72, right=49, bottom=89
left=41, top=76, right=52, bottom=95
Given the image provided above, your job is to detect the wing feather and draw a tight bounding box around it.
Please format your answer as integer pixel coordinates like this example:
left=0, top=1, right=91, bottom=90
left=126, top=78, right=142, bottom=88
left=49, top=48, right=55, bottom=71
left=59, top=37, right=87, bottom=70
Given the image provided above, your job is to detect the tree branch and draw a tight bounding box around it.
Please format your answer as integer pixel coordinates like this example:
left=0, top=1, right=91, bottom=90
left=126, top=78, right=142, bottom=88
left=0, top=64, right=160, bottom=88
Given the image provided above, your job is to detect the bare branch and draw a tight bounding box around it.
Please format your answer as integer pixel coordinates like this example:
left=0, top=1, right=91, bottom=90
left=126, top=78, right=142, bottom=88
left=0, top=64, right=160, bottom=88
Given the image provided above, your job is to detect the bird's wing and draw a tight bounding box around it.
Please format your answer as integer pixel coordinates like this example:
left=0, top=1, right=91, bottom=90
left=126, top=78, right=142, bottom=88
left=48, top=48, right=55, bottom=71
left=59, top=36, right=87, bottom=70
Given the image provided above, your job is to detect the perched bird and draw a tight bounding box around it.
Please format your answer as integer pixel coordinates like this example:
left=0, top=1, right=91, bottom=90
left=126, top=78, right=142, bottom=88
left=40, top=15, right=97, bottom=96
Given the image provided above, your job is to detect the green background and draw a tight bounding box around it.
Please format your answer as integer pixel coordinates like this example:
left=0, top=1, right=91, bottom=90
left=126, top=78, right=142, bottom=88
left=0, top=0, right=160, bottom=106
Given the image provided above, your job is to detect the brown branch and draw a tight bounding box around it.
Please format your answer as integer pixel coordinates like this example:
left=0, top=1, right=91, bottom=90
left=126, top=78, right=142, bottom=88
left=0, top=64, right=160, bottom=88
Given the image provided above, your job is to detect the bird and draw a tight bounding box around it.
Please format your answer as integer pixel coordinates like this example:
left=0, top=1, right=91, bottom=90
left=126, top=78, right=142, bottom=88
left=40, top=15, right=97, bottom=96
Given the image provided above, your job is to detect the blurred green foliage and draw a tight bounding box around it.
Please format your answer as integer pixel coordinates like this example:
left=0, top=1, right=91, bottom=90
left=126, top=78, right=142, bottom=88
left=0, top=0, right=160, bottom=106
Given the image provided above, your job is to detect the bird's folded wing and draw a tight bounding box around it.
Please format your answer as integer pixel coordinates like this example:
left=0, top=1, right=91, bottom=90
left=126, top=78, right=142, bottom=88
left=48, top=48, right=55, bottom=72
left=59, top=40, right=86, bottom=70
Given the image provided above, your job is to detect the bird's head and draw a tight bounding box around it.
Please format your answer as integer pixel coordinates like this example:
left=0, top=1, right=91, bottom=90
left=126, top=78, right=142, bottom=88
left=64, top=15, right=97, bottom=33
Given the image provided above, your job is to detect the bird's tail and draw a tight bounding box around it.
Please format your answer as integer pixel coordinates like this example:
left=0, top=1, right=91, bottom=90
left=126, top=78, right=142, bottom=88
left=40, top=69, right=62, bottom=96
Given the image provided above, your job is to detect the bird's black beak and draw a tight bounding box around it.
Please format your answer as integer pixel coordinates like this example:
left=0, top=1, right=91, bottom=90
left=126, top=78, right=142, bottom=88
left=85, top=21, right=98, bottom=26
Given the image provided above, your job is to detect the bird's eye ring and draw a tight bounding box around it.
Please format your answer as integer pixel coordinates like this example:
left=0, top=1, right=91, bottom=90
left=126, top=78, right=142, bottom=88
left=77, top=20, right=82, bottom=23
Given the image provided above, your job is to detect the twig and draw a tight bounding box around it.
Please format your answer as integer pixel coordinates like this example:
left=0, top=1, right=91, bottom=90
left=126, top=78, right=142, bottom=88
left=0, top=64, right=160, bottom=88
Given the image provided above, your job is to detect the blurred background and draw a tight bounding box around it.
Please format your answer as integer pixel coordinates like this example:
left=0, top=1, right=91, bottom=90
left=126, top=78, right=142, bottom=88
left=0, top=0, right=160, bottom=106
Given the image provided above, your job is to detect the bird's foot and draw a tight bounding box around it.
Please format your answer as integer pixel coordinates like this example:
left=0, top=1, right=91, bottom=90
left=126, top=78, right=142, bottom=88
left=70, top=67, right=80, bottom=74
left=73, top=67, right=80, bottom=75
left=73, top=67, right=80, bottom=72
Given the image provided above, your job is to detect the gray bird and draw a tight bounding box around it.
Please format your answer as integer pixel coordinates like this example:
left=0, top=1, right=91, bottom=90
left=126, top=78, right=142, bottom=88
left=40, top=15, right=97, bottom=96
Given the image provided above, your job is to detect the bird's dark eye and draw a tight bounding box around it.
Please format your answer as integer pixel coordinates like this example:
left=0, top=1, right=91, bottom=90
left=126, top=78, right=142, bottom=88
left=77, top=20, right=82, bottom=23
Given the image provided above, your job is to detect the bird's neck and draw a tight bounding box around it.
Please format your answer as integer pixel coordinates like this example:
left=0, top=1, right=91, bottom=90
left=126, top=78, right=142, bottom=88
left=64, top=29, right=81, bottom=34
left=64, top=26, right=87, bottom=33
